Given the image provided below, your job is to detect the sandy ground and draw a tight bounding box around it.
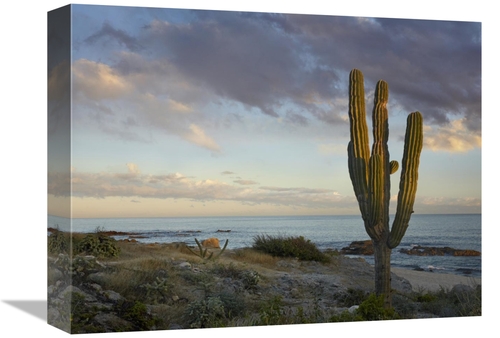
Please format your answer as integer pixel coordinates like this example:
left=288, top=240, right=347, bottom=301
left=392, top=267, right=481, bottom=292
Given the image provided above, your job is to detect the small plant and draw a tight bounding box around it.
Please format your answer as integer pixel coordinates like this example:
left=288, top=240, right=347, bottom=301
left=210, top=263, right=260, bottom=290
left=258, top=295, right=286, bottom=325
left=186, top=238, right=228, bottom=261
left=140, top=277, right=172, bottom=304
left=252, top=234, right=329, bottom=263
left=185, top=296, right=226, bottom=328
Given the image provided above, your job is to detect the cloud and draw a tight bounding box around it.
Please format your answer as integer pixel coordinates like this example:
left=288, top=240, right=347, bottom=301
left=84, top=22, right=143, bottom=52
left=423, top=118, right=481, bottom=152
left=126, top=163, right=141, bottom=174
left=233, top=179, right=258, bottom=185
left=317, top=143, right=346, bottom=155
left=72, top=56, right=221, bottom=150
left=414, top=196, right=481, bottom=214
left=73, top=9, right=480, bottom=153
left=49, top=164, right=349, bottom=210
left=221, top=171, right=235, bottom=175
left=183, top=124, right=221, bottom=153
left=73, top=59, right=132, bottom=100
left=49, top=164, right=480, bottom=214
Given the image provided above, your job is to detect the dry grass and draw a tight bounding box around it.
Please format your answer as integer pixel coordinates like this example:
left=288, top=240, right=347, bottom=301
left=228, top=247, right=280, bottom=267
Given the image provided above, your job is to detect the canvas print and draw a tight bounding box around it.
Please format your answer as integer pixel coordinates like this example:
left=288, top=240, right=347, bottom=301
left=47, top=4, right=481, bottom=334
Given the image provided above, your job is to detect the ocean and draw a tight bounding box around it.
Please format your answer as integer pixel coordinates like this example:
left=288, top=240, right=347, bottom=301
left=48, top=213, right=481, bottom=277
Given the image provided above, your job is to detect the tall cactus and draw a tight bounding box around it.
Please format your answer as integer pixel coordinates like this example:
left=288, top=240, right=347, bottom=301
left=347, top=69, right=423, bottom=308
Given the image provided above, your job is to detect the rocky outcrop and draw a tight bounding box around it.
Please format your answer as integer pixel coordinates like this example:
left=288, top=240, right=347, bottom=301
left=398, top=246, right=481, bottom=256
left=340, top=240, right=374, bottom=255
left=48, top=254, right=151, bottom=333
left=340, top=240, right=480, bottom=257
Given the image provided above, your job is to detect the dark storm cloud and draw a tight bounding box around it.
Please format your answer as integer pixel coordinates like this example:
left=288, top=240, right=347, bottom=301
left=145, top=11, right=479, bottom=129
left=85, top=22, right=144, bottom=52
left=140, top=10, right=346, bottom=124
left=81, top=10, right=481, bottom=134
left=280, top=15, right=481, bottom=129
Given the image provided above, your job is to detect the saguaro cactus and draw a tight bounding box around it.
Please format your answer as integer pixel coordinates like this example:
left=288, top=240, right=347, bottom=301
left=347, top=69, right=423, bottom=308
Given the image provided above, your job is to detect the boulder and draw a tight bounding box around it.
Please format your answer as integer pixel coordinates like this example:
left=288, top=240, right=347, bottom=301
left=201, top=237, right=220, bottom=249
left=340, top=240, right=373, bottom=255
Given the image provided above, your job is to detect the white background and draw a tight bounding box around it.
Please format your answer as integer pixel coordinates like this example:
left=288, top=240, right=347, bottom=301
left=1, top=1, right=496, bottom=337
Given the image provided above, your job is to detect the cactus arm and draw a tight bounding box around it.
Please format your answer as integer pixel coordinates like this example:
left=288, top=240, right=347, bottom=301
left=388, top=111, right=423, bottom=248
left=390, top=160, right=399, bottom=174
left=367, top=153, right=384, bottom=238
left=348, top=69, right=370, bottom=219
left=212, top=239, right=229, bottom=260
left=368, top=80, right=391, bottom=237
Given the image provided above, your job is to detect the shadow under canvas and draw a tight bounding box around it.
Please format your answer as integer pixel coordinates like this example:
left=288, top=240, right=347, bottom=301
left=3, top=300, right=46, bottom=322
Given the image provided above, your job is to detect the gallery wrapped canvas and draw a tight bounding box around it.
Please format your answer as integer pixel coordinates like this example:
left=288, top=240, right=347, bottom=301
left=48, top=3, right=481, bottom=335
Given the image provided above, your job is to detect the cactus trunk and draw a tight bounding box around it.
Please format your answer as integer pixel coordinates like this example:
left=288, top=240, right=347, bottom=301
left=347, top=69, right=423, bottom=308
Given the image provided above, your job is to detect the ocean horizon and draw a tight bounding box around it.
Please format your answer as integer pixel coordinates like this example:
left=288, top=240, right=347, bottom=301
left=48, top=213, right=481, bottom=277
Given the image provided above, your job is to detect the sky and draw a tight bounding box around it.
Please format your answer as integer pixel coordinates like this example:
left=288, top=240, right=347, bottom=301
left=47, top=3, right=482, bottom=218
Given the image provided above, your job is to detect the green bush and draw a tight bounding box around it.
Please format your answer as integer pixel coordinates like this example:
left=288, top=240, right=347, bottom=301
left=75, top=229, right=120, bottom=258
left=48, top=228, right=69, bottom=254
left=252, top=234, right=329, bottom=263
left=330, top=293, right=400, bottom=322
left=356, top=293, right=400, bottom=320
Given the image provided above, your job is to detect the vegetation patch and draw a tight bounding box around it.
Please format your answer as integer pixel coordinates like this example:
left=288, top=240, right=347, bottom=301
left=252, top=234, right=330, bottom=263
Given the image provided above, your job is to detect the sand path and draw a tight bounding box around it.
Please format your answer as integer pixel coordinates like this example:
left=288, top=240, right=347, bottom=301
left=392, top=267, right=481, bottom=292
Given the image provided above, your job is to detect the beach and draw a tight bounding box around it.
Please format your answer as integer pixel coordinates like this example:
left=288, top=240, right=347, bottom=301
left=392, top=267, right=481, bottom=292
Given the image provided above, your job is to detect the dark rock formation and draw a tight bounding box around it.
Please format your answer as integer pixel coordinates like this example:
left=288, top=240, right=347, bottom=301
left=340, top=240, right=374, bottom=255
left=340, top=241, right=480, bottom=257
left=399, top=246, right=481, bottom=256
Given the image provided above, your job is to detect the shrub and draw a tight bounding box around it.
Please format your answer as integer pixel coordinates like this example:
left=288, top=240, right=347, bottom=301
left=48, top=228, right=69, bottom=254
left=330, top=293, right=400, bottom=322
left=185, top=296, right=226, bottom=328
left=258, top=295, right=286, bottom=325
left=334, top=288, right=369, bottom=307
left=75, top=229, right=120, bottom=257
left=252, top=234, right=329, bottom=263
left=356, top=293, right=400, bottom=320
left=117, top=300, right=157, bottom=330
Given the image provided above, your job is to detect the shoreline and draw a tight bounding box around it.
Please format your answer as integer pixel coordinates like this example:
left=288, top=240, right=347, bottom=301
left=48, top=228, right=482, bottom=293
left=391, top=267, right=481, bottom=292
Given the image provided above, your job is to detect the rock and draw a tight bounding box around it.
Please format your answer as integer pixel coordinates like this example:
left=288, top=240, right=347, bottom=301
left=348, top=305, right=359, bottom=313
left=178, top=262, right=192, bottom=270
left=58, top=285, right=97, bottom=302
left=341, top=241, right=481, bottom=257
left=340, top=240, right=373, bottom=255
left=399, top=245, right=480, bottom=256
left=93, top=313, right=133, bottom=332
left=451, top=284, right=474, bottom=294
left=390, top=273, right=413, bottom=294
left=103, top=290, right=126, bottom=303
left=201, top=237, right=220, bottom=248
